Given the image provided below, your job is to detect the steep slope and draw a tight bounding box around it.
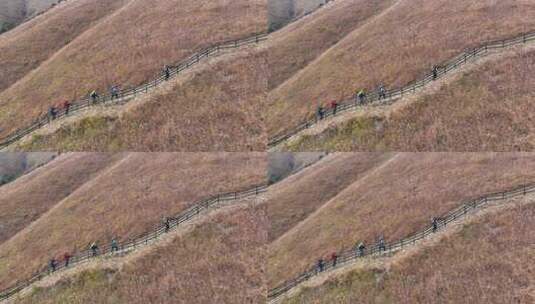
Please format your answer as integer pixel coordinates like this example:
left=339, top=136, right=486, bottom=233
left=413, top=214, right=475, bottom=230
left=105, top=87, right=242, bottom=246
left=0, top=0, right=266, bottom=140
left=15, top=47, right=268, bottom=151
left=14, top=203, right=268, bottom=304
left=0, top=153, right=120, bottom=244
left=268, top=153, right=535, bottom=287
left=0, top=0, right=59, bottom=33
left=267, top=152, right=394, bottom=241
left=0, top=152, right=54, bottom=184
left=267, top=0, right=535, bottom=138
left=0, top=152, right=266, bottom=289
left=281, top=197, right=535, bottom=304
left=0, top=0, right=129, bottom=93
left=285, top=40, right=535, bottom=151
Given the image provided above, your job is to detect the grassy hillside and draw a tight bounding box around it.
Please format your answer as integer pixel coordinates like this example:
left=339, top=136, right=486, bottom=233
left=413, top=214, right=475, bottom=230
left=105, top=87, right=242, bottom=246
left=0, top=152, right=54, bottom=184
left=16, top=49, right=268, bottom=151
left=268, top=153, right=535, bottom=287
left=267, top=152, right=393, bottom=241
left=0, top=0, right=266, bottom=140
left=267, top=0, right=535, bottom=138
left=0, top=152, right=266, bottom=289
left=15, top=204, right=268, bottom=304
left=281, top=199, right=535, bottom=304
left=0, top=153, right=118, bottom=244
left=286, top=46, right=535, bottom=151
left=0, top=0, right=128, bottom=93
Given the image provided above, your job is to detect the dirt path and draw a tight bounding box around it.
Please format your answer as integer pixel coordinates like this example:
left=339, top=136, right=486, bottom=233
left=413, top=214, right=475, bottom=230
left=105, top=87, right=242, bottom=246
left=2, top=195, right=266, bottom=303
left=269, top=189, right=535, bottom=303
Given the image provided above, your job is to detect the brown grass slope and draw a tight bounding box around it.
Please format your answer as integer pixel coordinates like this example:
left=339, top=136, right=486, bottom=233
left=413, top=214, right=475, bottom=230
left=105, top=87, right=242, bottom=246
left=0, top=0, right=266, bottom=139
left=15, top=204, right=268, bottom=304
left=267, top=0, right=535, bottom=137
left=0, top=152, right=266, bottom=289
left=267, top=0, right=396, bottom=89
left=267, top=152, right=394, bottom=242
left=0, top=0, right=129, bottom=93
left=17, top=48, right=268, bottom=151
left=288, top=46, right=535, bottom=151
left=268, top=153, right=535, bottom=287
left=0, top=153, right=120, bottom=245
left=282, top=199, right=535, bottom=304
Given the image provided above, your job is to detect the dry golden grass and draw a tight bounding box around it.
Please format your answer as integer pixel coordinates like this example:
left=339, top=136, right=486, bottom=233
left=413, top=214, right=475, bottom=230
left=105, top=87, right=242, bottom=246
left=267, top=152, right=394, bottom=241
left=267, top=0, right=535, bottom=137
left=0, top=153, right=119, bottom=244
left=0, top=0, right=266, bottom=139
left=289, top=47, right=535, bottom=151
left=0, top=0, right=128, bottom=93
left=268, top=153, right=535, bottom=287
left=0, top=152, right=266, bottom=289
left=15, top=204, right=268, bottom=304
left=267, top=0, right=396, bottom=89
left=18, top=49, right=268, bottom=151
left=282, top=200, right=535, bottom=304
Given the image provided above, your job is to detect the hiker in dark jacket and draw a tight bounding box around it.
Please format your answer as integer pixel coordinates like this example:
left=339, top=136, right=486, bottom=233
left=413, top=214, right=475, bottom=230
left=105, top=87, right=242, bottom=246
left=90, top=242, right=99, bottom=256
left=90, top=90, right=99, bottom=104
left=47, top=106, right=57, bottom=122
left=432, top=65, right=439, bottom=80
left=49, top=258, right=57, bottom=272
left=378, top=236, right=386, bottom=252
left=316, top=105, right=325, bottom=121
left=378, top=85, right=387, bottom=100
left=111, top=238, right=119, bottom=252
left=163, top=65, right=171, bottom=80
left=317, top=258, right=325, bottom=273
left=63, top=252, right=71, bottom=267
left=110, top=85, right=120, bottom=100
left=357, top=242, right=365, bottom=257
left=164, top=218, right=171, bottom=233
left=432, top=217, right=439, bottom=233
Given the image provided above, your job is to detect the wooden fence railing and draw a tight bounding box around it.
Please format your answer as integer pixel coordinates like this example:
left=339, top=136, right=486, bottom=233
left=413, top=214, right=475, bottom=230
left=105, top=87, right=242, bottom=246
left=0, top=32, right=267, bottom=149
left=268, top=30, right=535, bottom=147
left=267, top=182, right=535, bottom=302
left=0, top=183, right=267, bottom=301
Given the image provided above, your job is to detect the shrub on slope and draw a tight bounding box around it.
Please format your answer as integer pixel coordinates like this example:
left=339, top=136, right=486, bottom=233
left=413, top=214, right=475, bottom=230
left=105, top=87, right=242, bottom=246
left=0, top=152, right=266, bottom=289
left=268, top=153, right=535, bottom=287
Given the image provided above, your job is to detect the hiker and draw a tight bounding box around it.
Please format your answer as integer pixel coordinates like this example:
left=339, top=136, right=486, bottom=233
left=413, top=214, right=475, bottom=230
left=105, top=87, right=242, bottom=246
left=357, top=242, right=366, bottom=257
left=63, top=252, right=71, bottom=267
left=316, top=258, right=325, bottom=273
left=164, top=218, right=171, bottom=233
left=378, top=85, right=387, bottom=100
left=357, top=89, right=366, bottom=104
left=110, top=85, right=120, bottom=100
left=163, top=65, right=171, bottom=80
left=330, top=100, right=338, bottom=116
left=316, top=105, right=325, bottom=121
left=90, top=90, right=99, bottom=104
left=377, top=236, right=386, bottom=252
left=331, top=252, right=338, bottom=267
left=49, top=258, right=57, bottom=272
left=111, top=238, right=119, bottom=252
left=432, top=65, right=439, bottom=80
left=63, top=100, right=71, bottom=115
left=90, top=242, right=99, bottom=256
left=47, top=106, right=57, bottom=122
left=432, top=217, right=439, bottom=233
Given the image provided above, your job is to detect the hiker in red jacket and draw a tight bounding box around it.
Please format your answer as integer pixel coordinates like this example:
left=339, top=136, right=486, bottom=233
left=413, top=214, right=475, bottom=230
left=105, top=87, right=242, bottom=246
left=331, top=252, right=338, bottom=267
left=63, top=100, right=71, bottom=115
left=330, top=100, right=338, bottom=116
left=63, top=252, right=71, bottom=267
